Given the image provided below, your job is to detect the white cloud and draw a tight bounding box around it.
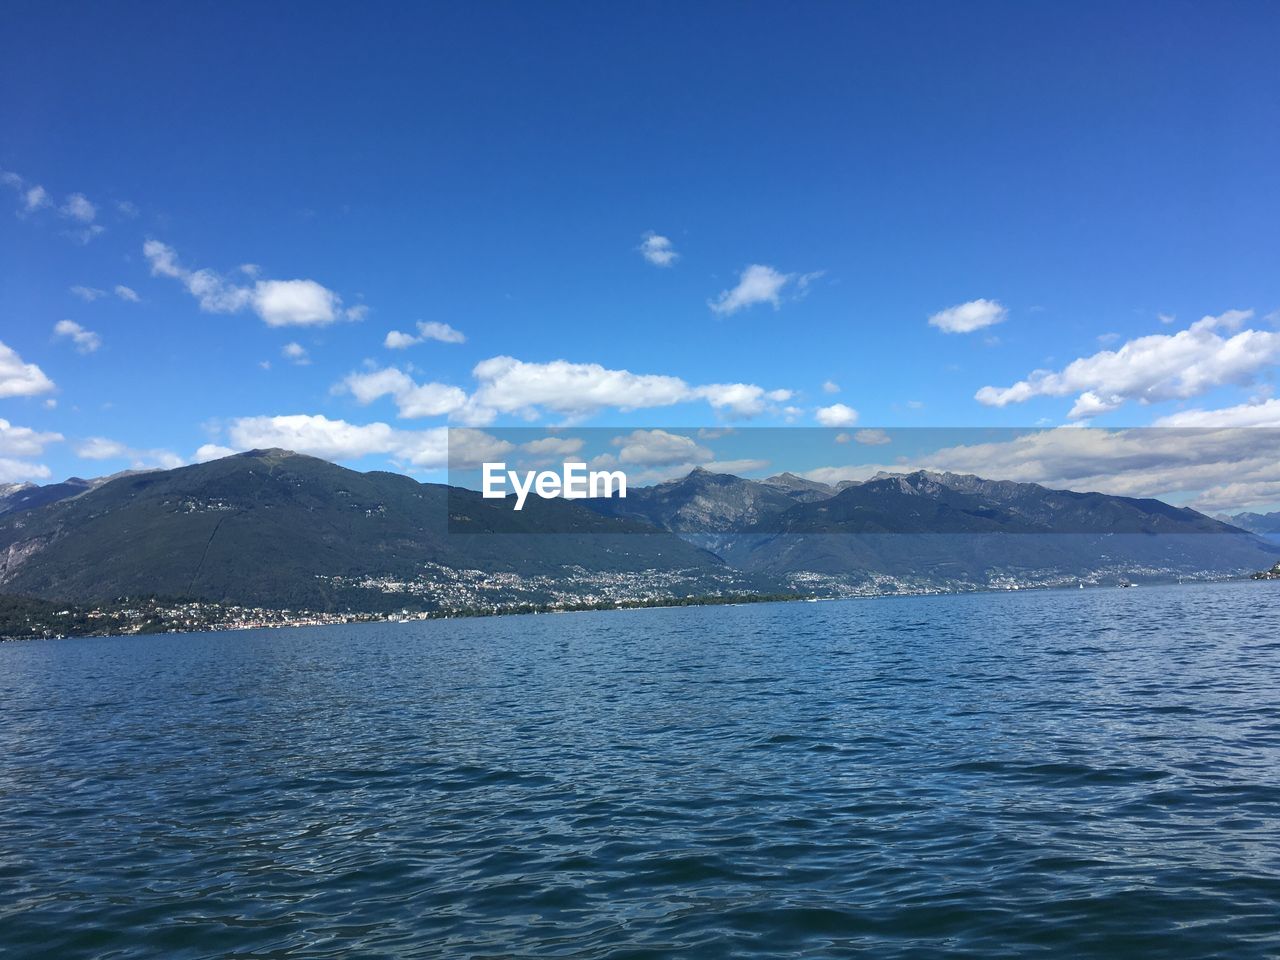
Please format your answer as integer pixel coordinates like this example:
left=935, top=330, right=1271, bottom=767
left=612, top=429, right=712, bottom=466
left=0, top=418, right=63, bottom=457
left=116, top=200, right=139, bottom=219
left=383, top=330, right=419, bottom=349
left=0, top=341, right=56, bottom=398
left=928, top=298, right=1007, bottom=334
left=396, top=428, right=452, bottom=468
left=709, top=264, right=792, bottom=315
left=801, top=424, right=1280, bottom=512
left=75, top=436, right=183, bottom=469
left=1192, top=479, right=1280, bottom=512
left=1067, top=391, right=1125, bottom=419
left=444, top=428, right=516, bottom=468
left=466, top=356, right=790, bottom=422
left=228, top=414, right=400, bottom=460
left=795, top=271, right=825, bottom=296
left=24, top=185, right=50, bottom=212
left=815, top=403, right=859, bottom=427
left=70, top=285, right=106, bottom=302
left=194, top=444, right=236, bottom=462
left=75, top=437, right=130, bottom=460
left=56, top=193, right=103, bottom=243
left=822, top=380, right=841, bottom=394
left=142, top=240, right=183, bottom=278
left=694, top=383, right=789, bottom=418
left=54, top=320, right=102, bottom=354
left=975, top=310, right=1280, bottom=418
left=222, top=414, right=508, bottom=470
left=522, top=436, right=585, bottom=457
left=281, top=342, right=310, bottom=365
left=853, top=428, right=891, bottom=446
left=69, top=225, right=106, bottom=244
left=149, top=452, right=187, bottom=470
left=1153, top=398, right=1280, bottom=429
left=705, top=458, right=770, bottom=475
left=114, top=285, right=140, bottom=302
left=383, top=320, right=466, bottom=349
left=60, top=193, right=96, bottom=223
left=144, top=240, right=359, bottom=327
left=0, top=457, right=51, bottom=483
left=1, top=170, right=53, bottom=216
left=639, top=232, right=678, bottom=267
left=338, top=356, right=791, bottom=426
left=470, top=356, right=691, bottom=419
left=145, top=240, right=252, bottom=312
left=340, top=367, right=416, bottom=405
left=397, top=383, right=471, bottom=419
left=338, top=367, right=469, bottom=419
left=417, top=321, right=463, bottom=343
left=253, top=279, right=342, bottom=327
left=1210, top=309, right=1253, bottom=332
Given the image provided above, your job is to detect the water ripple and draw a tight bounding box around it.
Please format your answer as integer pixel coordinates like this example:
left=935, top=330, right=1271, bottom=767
left=1, top=580, right=1279, bottom=957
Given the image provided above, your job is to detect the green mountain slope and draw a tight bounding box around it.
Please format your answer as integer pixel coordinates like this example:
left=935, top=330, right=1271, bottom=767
left=0, top=450, right=732, bottom=610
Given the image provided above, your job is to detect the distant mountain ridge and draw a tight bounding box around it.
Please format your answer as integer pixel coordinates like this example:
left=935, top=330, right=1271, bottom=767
left=584, top=467, right=1272, bottom=586
left=1, top=476, right=103, bottom=515
left=588, top=467, right=807, bottom=533
left=594, top=467, right=1250, bottom=536
left=759, top=472, right=837, bottom=502
left=1223, top=510, right=1280, bottom=535
left=0, top=450, right=736, bottom=611
left=1, top=454, right=1273, bottom=610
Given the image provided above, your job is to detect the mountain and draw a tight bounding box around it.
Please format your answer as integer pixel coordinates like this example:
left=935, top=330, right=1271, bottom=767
left=1224, top=511, right=1280, bottom=535
left=588, top=468, right=1276, bottom=587
left=802, top=471, right=1245, bottom=535
left=588, top=467, right=803, bottom=533
left=0, top=477, right=96, bottom=515
left=3, top=455, right=1272, bottom=612
left=0, top=450, right=741, bottom=611
left=759, top=472, right=837, bottom=502
left=0, top=470, right=155, bottom=517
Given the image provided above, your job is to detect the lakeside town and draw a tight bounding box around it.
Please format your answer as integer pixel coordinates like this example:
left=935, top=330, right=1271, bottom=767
left=4, top=559, right=1272, bottom=642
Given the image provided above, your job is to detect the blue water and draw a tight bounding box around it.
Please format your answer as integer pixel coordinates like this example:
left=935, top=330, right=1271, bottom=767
left=2, top=581, right=1279, bottom=958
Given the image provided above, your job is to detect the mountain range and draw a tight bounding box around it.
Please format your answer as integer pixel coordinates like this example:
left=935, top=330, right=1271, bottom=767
left=0, top=450, right=739, bottom=612
left=588, top=468, right=1272, bottom=588
left=0, top=450, right=1274, bottom=611
left=1218, top=511, right=1280, bottom=537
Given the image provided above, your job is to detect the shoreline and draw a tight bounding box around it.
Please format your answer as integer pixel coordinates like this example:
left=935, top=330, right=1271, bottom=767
left=2, top=572, right=1267, bottom=644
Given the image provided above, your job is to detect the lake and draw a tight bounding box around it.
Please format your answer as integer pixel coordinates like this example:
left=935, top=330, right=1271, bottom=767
left=2, top=581, right=1279, bottom=958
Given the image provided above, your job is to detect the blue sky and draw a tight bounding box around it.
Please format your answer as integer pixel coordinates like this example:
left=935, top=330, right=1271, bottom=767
left=2, top=1, right=1279, bottom=511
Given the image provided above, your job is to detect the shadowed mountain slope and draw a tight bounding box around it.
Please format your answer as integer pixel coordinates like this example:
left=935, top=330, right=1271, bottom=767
left=587, top=468, right=1274, bottom=583
left=0, top=450, right=730, bottom=610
